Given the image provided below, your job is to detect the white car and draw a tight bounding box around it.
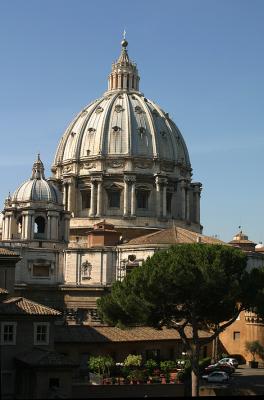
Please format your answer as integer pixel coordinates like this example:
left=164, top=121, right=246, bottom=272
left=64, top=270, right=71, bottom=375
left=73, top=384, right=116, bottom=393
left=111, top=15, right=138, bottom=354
left=218, top=357, right=239, bottom=368
left=202, top=371, right=229, bottom=383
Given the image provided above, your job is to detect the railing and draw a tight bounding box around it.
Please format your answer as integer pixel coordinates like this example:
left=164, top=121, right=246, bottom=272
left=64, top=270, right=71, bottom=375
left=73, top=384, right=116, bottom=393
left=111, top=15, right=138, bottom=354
left=245, top=311, right=264, bottom=324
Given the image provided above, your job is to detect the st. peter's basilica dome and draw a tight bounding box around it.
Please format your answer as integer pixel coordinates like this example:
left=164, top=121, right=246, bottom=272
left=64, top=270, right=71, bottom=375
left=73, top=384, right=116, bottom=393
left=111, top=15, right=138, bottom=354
left=51, top=38, right=202, bottom=237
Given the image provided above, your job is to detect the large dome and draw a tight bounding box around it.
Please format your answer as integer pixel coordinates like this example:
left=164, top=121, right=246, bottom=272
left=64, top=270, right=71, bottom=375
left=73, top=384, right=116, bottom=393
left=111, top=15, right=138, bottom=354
left=53, top=92, right=190, bottom=166
left=51, top=38, right=202, bottom=236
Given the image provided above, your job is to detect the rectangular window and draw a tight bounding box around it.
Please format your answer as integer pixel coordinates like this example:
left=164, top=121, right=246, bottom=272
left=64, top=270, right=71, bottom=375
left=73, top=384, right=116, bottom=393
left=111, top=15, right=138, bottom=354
left=32, top=264, right=50, bottom=277
left=81, top=190, right=91, bottom=209
left=146, top=349, right=160, bottom=360
left=136, top=191, right=149, bottom=209
left=233, top=331, right=240, bottom=340
left=166, top=193, right=172, bottom=214
left=1, top=323, right=17, bottom=345
left=34, top=323, right=49, bottom=345
left=108, top=191, right=120, bottom=208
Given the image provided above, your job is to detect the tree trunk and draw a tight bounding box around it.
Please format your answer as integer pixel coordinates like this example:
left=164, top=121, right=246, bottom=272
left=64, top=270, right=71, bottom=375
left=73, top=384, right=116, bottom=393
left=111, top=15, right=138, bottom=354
left=191, top=370, right=199, bottom=397
left=191, top=350, right=200, bottom=397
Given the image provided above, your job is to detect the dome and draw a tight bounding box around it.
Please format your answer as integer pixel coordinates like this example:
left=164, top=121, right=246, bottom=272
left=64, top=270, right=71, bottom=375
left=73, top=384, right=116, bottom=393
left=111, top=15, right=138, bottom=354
left=53, top=39, right=190, bottom=174
left=50, top=38, right=202, bottom=235
left=12, top=155, right=61, bottom=204
left=53, top=93, right=190, bottom=166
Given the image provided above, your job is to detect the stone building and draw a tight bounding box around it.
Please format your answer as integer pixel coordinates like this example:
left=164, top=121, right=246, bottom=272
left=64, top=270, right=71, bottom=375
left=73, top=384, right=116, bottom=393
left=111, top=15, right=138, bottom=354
left=0, top=37, right=204, bottom=311
left=0, top=37, right=264, bottom=366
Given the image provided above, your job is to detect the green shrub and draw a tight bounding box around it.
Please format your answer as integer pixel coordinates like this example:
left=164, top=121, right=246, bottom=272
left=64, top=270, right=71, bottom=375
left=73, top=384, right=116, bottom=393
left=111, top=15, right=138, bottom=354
left=160, top=360, right=176, bottom=373
left=88, top=355, right=115, bottom=376
left=144, top=359, right=158, bottom=373
left=128, top=369, right=146, bottom=382
left=123, top=354, right=142, bottom=368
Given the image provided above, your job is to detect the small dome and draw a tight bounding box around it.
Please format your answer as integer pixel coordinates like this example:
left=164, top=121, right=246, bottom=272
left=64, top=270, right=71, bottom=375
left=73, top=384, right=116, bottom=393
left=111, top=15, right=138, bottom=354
left=12, top=155, right=61, bottom=204
left=255, top=242, right=264, bottom=250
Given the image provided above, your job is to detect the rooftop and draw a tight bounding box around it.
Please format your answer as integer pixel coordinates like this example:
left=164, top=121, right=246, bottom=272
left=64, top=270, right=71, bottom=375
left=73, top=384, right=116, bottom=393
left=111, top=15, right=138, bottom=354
left=124, top=226, right=226, bottom=246
left=55, top=325, right=210, bottom=343
left=0, top=297, right=61, bottom=316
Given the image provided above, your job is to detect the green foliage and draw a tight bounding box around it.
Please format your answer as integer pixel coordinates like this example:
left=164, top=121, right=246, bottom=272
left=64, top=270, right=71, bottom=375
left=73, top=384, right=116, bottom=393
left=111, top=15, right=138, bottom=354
left=177, top=359, right=192, bottom=382
left=97, top=244, right=251, bottom=328
left=245, top=340, right=264, bottom=361
left=144, top=358, right=158, bottom=373
left=127, top=369, right=146, bottom=382
left=88, top=355, right=115, bottom=376
left=123, top=354, right=142, bottom=368
left=160, top=360, right=176, bottom=373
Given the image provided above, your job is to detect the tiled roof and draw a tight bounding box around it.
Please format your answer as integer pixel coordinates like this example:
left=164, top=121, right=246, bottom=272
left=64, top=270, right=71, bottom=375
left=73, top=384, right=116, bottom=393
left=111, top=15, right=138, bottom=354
left=0, top=247, right=19, bottom=256
left=55, top=325, right=210, bottom=343
left=16, top=348, right=76, bottom=367
left=0, top=288, right=8, bottom=294
left=125, top=226, right=226, bottom=246
left=0, top=297, right=61, bottom=316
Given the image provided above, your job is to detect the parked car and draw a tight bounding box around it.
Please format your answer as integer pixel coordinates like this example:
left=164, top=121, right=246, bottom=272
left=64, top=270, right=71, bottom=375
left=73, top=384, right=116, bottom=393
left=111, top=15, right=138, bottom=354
left=218, top=357, right=239, bottom=368
left=204, top=362, right=235, bottom=375
left=202, top=371, right=229, bottom=383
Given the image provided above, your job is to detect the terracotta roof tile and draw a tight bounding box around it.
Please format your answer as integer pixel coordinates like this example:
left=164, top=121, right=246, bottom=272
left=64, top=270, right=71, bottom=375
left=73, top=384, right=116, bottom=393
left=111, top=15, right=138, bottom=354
left=0, top=297, right=61, bottom=316
left=55, top=325, right=210, bottom=343
left=125, top=226, right=226, bottom=246
left=0, top=247, right=19, bottom=256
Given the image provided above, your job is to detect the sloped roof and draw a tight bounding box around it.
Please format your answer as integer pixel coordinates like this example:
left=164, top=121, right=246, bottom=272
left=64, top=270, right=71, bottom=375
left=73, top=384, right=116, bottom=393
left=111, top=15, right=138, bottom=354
left=55, top=325, right=210, bottom=343
left=0, top=297, right=61, bottom=316
left=125, top=226, right=226, bottom=246
left=16, top=347, right=76, bottom=367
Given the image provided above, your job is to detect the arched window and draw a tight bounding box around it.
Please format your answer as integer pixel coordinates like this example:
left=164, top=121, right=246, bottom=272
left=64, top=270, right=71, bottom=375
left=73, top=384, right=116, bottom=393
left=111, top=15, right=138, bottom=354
left=34, top=216, right=46, bottom=238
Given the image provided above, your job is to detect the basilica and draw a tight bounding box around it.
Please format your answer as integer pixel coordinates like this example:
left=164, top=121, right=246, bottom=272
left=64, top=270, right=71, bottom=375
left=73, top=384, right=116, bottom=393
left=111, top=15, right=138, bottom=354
left=0, top=37, right=209, bottom=313
left=0, top=38, right=264, bottom=362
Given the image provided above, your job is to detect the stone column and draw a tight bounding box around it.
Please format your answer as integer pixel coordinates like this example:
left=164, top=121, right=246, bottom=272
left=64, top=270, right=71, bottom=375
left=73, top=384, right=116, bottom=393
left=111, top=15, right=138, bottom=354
left=47, top=214, right=52, bottom=240
left=194, top=185, right=201, bottom=224
left=63, top=183, right=67, bottom=210
left=123, top=73, right=127, bottom=89
left=96, top=180, right=103, bottom=217
left=162, top=181, right=167, bottom=218
left=180, top=180, right=186, bottom=220
left=67, top=182, right=73, bottom=213
left=186, top=184, right=190, bottom=221
left=155, top=176, right=161, bottom=218
left=89, top=180, right=96, bottom=217
left=131, top=181, right=136, bottom=217
left=118, top=74, right=121, bottom=89
left=64, top=213, right=71, bottom=242
left=123, top=177, right=129, bottom=216
left=129, top=75, right=133, bottom=90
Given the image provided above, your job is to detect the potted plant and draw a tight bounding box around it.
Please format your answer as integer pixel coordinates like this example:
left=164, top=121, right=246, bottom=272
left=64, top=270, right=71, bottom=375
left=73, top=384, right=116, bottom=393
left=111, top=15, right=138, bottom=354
left=88, top=355, right=115, bottom=383
left=245, top=340, right=264, bottom=368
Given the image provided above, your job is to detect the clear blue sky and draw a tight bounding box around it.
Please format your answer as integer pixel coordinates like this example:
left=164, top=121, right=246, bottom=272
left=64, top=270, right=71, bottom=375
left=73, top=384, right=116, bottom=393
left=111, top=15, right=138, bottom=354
left=0, top=0, right=263, bottom=243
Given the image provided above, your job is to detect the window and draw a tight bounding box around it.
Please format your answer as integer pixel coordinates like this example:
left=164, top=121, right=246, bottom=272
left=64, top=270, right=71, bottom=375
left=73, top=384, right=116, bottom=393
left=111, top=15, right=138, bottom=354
left=32, top=264, right=50, bottom=277
left=81, top=190, right=91, bottom=209
left=233, top=331, right=240, bottom=340
left=166, top=193, right=172, bottom=214
left=34, top=323, right=49, bottom=345
left=34, top=216, right=46, bottom=239
left=136, top=190, right=149, bottom=209
left=108, top=191, right=120, bottom=208
left=1, top=323, right=17, bottom=345
left=146, top=349, right=160, bottom=361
